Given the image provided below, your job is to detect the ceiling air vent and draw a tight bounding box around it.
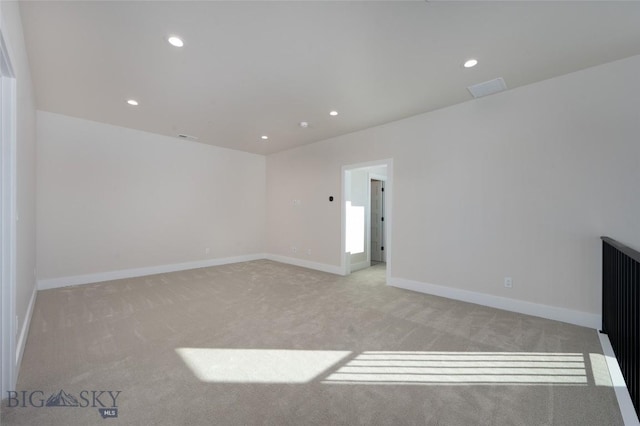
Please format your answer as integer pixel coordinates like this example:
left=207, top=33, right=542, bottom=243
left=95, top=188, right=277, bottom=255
left=467, top=77, right=507, bottom=99
left=177, top=134, right=198, bottom=141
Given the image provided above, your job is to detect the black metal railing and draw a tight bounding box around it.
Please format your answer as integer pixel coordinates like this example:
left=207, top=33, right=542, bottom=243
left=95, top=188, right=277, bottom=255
left=601, top=236, right=639, bottom=418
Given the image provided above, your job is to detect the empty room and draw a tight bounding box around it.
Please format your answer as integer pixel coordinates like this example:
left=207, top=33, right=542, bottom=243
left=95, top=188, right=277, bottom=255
left=1, top=1, right=640, bottom=425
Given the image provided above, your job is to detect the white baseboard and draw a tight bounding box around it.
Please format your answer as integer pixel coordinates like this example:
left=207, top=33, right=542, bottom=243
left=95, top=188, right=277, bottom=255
left=36, top=257, right=601, bottom=329
left=37, top=253, right=267, bottom=290
left=265, top=254, right=344, bottom=275
left=16, top=284, right=37, bottom=371
left=390, top=276, right=601, bottom=329
left=350, top=260, right=370, bottom=273
left=598, top=332, right=640, bottom=426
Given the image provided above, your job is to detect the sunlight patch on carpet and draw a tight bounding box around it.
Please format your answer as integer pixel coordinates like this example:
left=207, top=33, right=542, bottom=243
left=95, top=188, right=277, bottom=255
left=176, top=348, right=351, bottom=383
left=322, top=351, right=589, bottom=385
left=176, top=349, right=613, bottom=386
left=589, top=353, right=613, bottom=387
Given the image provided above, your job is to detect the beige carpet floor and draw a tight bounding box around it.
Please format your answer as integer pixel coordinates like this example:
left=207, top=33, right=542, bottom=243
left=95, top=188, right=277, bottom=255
left=1, top=260, right=623, bottom=425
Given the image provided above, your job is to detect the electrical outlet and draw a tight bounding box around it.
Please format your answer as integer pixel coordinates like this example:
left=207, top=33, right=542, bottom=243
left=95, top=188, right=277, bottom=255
left=504, top=277, right=513, bottom=288
left=292, top=246, right=298, bottom=253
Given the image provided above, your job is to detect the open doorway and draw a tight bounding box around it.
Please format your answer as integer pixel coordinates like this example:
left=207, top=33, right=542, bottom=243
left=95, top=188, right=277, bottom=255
left=341, top=159, right=392, bottom=282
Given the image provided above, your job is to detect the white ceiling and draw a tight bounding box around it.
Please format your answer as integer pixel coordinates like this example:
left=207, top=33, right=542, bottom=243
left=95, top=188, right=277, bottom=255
left=20, top=1, right=640, bottom=155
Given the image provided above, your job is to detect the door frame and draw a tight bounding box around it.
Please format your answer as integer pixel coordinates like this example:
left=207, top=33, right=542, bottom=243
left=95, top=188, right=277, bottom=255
left=341, top=159, right=393, bottom=284
left=1, top=28, right=17, bottom=397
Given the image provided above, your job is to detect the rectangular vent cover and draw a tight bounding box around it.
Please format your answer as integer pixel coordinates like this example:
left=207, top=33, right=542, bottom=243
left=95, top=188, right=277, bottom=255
left=467, top=77, right=507, bottom=98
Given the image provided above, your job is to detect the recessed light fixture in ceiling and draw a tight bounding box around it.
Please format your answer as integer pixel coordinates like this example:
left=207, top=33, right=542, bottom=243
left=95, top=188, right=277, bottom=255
left=329, top=111, right=338, bottom=116
left=127, top=99, right=139, bottom=106
left=168, top=36, right=184, bottom=48
left=463, top=59, right=478, bottom=68
left=299, top=121, right=309, bottom=128
left=261, top=135, right=269, bottom=140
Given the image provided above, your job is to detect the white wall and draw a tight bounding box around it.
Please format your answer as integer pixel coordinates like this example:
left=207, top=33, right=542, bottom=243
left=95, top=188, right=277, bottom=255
left=37, top=112, right=266, bottom=281
left=0, top=0, right=38, bottom=371
left=267, top=54, right=640, bottom=322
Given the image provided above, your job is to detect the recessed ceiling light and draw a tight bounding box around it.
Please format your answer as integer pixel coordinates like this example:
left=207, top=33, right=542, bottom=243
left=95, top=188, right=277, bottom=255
left=127, top=99, right=139, bottom=106
left=464, top=59, right=478, bottom=68
left=261, top=135, right=269, bottom=140
left=168, top=36, right=184, bottom=47
left=329, top=111, right=338, bottom=116
left=299, top=121, right=309, bottom=128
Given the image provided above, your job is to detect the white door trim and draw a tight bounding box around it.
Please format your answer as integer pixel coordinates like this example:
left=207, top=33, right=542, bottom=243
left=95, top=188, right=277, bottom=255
left=0, top=28, right=17, bottom=397
left=341, top=159, right=393, bottom=285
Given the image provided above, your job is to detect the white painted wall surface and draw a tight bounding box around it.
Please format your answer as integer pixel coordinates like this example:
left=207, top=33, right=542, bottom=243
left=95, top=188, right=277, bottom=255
left=266, top=54, right=640, bottom=317
left=37, top=112, right=266, bottom=280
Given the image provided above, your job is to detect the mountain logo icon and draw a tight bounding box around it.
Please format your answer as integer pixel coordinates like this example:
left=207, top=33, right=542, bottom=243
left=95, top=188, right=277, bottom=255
left=45, top=390, right=79, bottom=407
